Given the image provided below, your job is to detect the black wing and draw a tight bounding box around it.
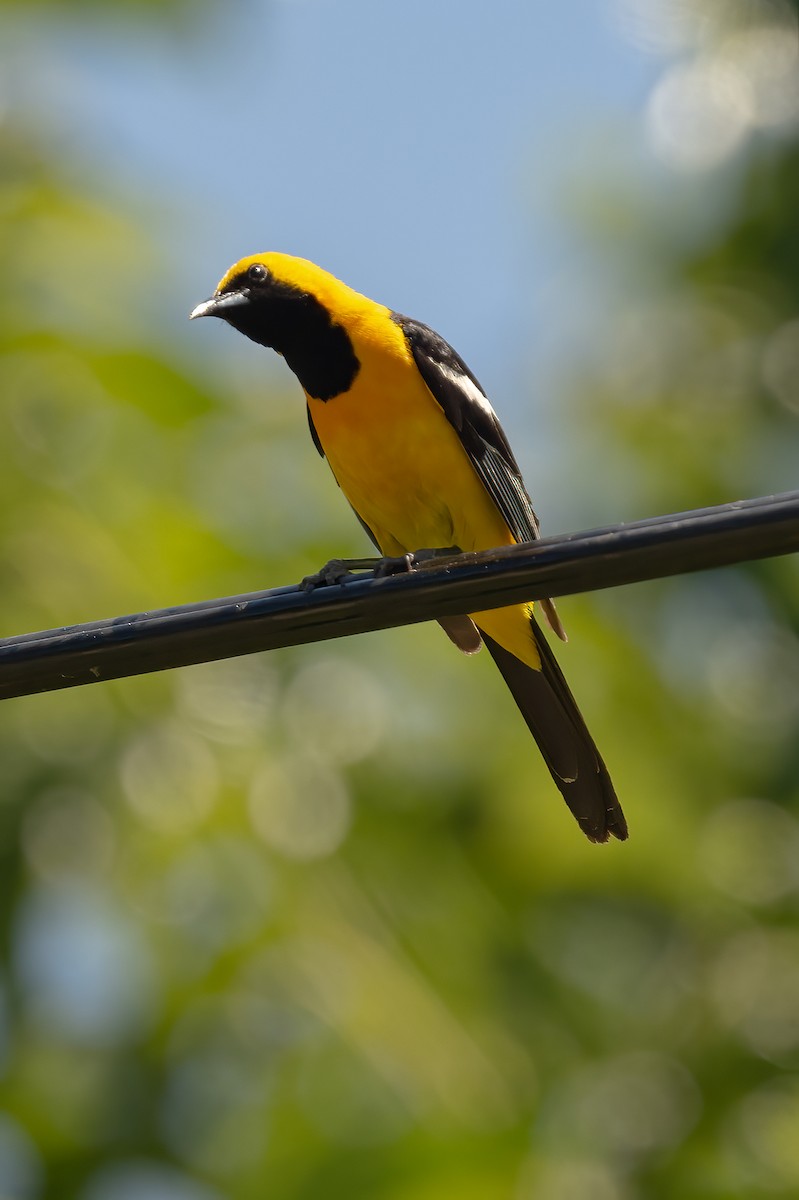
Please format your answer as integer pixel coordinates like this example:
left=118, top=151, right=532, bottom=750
left=394, top=315, right=567, bottom=642
left=393, top=314, right=541, bottom=545
left=394, top=319, right=627, bottom=839
left=307, top=403, right=325, bottom=458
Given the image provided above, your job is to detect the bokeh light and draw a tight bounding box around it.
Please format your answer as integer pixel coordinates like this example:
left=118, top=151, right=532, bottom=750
left=708, top=928, right=799, bottom=1060
left=120, top=722, right=219, bottom=836
left=727, top=1076, right=799, bottom=1188
left=12, top=885, right=156, bottom=1045
left=644, top=4, right=799, bottom=171
left=0, top=1115, right=43, bottom=1200
left=700, top=798, right=799, bottom=904
left=763, top=317, right=799, bottom=412
left=248, top=753, right=352, bottom=861
left=82, top=1161, right=223, bottom=1200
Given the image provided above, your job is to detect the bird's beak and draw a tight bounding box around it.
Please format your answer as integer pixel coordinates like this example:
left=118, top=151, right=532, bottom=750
left=189, top=289, right=251, bottom=321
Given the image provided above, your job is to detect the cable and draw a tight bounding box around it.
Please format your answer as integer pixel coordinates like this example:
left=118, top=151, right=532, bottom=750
left=1, top=490, right=797, bottom=701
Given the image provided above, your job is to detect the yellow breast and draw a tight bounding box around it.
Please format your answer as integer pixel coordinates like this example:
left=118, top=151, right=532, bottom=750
left=307, top=318, right=513, bottom=559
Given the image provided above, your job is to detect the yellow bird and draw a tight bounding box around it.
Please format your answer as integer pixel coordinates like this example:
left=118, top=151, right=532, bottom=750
left=191, top=253, right=626, bottom=842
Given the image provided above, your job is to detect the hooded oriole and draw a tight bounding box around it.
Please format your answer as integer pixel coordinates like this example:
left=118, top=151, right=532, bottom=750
left=191, top=253, right=626, bottom=842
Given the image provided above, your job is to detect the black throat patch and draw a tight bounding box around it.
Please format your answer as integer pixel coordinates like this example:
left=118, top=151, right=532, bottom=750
left=219, top=275, right=360, bottom=402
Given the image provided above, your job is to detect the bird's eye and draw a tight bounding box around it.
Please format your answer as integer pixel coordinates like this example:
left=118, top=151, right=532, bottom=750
left=247, top=263, right=268, bottom=284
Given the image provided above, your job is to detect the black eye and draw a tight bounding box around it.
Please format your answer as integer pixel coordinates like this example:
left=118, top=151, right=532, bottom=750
left=247, top=263, right=268, bottom=284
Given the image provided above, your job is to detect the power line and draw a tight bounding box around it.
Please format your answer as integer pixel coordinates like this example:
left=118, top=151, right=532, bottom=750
left=1, top=490, right=797, bottom=702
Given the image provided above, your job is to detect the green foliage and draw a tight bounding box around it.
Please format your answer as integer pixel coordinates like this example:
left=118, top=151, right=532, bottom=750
left=1, top=7, right=799, bottom=1199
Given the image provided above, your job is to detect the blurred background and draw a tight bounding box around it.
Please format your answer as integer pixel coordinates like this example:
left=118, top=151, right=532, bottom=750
left=1, top=1, right=799, bottom=1197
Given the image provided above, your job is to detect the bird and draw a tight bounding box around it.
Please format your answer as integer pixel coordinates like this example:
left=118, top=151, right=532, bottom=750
left=191, top=253, right=627, bottom=843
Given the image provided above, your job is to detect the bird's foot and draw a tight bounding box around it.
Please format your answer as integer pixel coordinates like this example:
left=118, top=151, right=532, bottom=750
left=370, top=548, right=461, bottom=578
left=372, top=553, right=416, bottom=578
left=300, top=557, right=382, bottom=591
left=404, top=546, right=462, bottom=571
left=300, top=547, right=462, bottom=591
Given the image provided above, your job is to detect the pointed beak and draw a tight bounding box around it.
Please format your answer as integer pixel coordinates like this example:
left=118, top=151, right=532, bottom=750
left=189, top=289, right=251, bottom=321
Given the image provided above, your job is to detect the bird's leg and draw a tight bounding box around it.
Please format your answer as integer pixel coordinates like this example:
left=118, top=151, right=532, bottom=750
left=372, top=553, right=418, bottom=577
left=300, top=547, right=462, bottom=590
left=300, top=557, right=385, bottom=590
left=373, top=547, right=462, bottom=576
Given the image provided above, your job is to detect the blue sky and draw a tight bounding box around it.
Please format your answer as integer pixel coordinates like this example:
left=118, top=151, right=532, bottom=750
left=3, top=0, right=660, bottom=398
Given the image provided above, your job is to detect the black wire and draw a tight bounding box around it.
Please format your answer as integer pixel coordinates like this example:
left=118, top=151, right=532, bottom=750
left=1, top=490, right=798, bottom=701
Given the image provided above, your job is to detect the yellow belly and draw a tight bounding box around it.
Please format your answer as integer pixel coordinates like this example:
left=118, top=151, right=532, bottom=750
left=308, top=356, right=541, bottom=670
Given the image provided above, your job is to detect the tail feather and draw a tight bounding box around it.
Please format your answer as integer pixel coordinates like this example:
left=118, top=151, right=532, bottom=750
left=438, top=616, right=483, bottom=655
left=482, top=619, right=627, bottom=843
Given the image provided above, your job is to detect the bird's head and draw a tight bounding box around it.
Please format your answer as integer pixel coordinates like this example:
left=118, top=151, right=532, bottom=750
left=190, top=253, right=304, bottom=349
left=190, top=252, right=363, bottom=399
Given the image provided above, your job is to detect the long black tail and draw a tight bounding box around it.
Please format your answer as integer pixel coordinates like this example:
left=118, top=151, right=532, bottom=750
left=483, top=619, right=627, bottom=843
